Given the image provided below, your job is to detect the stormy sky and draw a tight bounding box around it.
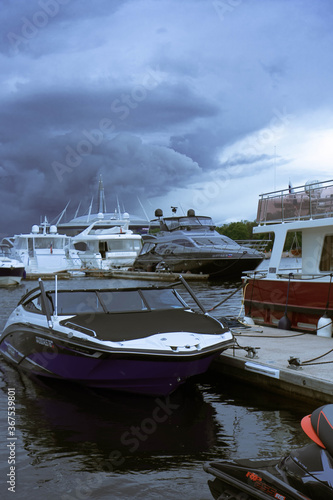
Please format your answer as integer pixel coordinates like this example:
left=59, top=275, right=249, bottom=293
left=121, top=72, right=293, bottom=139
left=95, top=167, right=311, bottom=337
left=1, top=0, right=333, bottom=238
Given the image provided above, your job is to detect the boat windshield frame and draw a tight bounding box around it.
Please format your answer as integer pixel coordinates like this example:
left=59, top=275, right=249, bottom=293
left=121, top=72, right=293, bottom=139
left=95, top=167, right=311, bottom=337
left=150, top=216, right=215, bottom=233
left=19, top=285, right=188, bottom=316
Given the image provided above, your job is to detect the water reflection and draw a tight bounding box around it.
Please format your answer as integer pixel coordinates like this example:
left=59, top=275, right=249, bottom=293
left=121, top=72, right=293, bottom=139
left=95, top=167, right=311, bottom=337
left=199, top=373, right=311, bottom=459
left=1, top=366, right=221, bottom=473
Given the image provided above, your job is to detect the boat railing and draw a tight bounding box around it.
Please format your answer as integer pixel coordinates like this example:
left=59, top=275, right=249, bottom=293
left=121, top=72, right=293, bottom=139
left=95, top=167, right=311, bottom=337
left=243, top=270, right=332, bottom=280
left=256, top=179, right=333, bottom=224
left=64, top=321, right=97, bottom=338
left=235, top=240, right=271, bottom=251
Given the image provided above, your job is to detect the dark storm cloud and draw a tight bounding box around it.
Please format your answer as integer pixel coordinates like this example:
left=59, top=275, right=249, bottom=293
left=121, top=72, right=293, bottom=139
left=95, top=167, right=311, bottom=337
left=0, top=76, right=212, bottom=237
left=1, top=0, right=127, bottom=56
left=1, top=80, right=217, bottom=144
left=1, top=0, right=333, bottom=238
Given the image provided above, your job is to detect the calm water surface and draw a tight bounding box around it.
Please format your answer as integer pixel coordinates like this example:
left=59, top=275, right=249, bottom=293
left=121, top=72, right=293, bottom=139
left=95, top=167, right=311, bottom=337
left=0, top=277, right=312, bottom=499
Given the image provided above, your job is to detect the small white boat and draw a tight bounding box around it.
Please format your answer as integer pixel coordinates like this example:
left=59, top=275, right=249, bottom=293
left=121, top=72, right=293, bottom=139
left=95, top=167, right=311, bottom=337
left=0, top=244, right=25, bottom=286
left=67, top=216, right=142, bottom=270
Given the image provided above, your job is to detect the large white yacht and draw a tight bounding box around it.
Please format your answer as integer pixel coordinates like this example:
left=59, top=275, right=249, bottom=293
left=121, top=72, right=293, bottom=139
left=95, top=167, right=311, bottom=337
left=67, top=215, right=142, bottom=270
left=3, top=218, right=79, bottom=275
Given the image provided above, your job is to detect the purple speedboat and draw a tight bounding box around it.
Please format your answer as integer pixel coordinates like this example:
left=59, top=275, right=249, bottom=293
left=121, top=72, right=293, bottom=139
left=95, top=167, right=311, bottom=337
left=0, top=277, right=234, bottom=395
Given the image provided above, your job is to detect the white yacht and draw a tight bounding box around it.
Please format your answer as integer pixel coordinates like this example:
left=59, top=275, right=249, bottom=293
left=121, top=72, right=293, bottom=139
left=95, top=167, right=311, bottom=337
left=0, top=244, right=25, bottom=286
left=67, top=215, right=142, bottom=270
left=4, top=218, right=79, bottom=275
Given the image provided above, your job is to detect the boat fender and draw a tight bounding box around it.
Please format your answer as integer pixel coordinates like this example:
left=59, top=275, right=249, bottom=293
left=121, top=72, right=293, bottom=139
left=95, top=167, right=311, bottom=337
left=243, top=316, right=255, bottom=325
left=317, top=313, right=332, bottom=337
left=278, top=313, right=291, bottom=330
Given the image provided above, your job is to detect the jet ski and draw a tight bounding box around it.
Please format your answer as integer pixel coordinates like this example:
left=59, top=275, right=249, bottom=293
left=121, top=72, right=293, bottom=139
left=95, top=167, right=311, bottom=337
left=204, top=404, right=333, bottom=499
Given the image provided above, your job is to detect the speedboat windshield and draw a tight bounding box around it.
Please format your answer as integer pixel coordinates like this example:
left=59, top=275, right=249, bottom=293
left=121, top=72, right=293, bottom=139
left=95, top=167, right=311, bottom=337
left=162, top=216, right=214, bottom=231
left=41, top=288, right=188, bottom=315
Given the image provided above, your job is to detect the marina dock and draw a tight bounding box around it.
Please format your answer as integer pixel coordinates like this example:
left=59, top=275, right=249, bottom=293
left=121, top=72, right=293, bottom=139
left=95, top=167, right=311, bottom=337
left=212, top=324, right=333, bottom=404
left=24, top=269, right=209, bottom=281
left=84, top=269, right=209, bottom=281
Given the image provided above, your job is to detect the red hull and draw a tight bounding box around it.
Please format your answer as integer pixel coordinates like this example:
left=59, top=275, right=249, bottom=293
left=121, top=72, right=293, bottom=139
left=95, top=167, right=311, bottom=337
left=243, top=278, right=333, bottom=331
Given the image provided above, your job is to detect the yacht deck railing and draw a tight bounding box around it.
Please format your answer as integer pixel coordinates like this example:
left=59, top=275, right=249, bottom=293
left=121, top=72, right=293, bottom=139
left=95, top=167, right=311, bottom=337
left=235, top=239, right=271, bottom=251
left=257, top=179, right=333, bottom=224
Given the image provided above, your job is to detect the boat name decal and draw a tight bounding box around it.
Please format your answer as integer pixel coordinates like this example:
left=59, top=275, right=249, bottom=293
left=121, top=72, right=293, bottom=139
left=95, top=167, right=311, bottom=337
left=245, top=471, right=285, bottom=499
left=36, top=337, right=54, bottom=348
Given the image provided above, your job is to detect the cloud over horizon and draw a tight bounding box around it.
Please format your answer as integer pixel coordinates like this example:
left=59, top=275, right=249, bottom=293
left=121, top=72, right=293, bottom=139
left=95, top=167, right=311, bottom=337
left=1, top=0, right=333, bottom=237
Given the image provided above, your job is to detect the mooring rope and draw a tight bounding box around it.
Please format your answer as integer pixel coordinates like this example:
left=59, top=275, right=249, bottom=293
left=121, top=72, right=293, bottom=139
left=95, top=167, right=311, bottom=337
left=208, top=283, right=244, bottom=312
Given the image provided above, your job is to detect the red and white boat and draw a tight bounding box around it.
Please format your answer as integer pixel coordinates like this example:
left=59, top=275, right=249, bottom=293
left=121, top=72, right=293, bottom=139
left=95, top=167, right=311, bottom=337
left=243, top=179, right=333, bottom=334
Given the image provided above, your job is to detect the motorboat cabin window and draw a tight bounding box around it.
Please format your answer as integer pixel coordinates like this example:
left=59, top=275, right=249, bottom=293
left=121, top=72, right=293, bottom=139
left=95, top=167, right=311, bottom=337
left=16, top=238, right=28, bottom=250
left=74, top=242, right=88, bottom=251
left=193, top=236, right=237, bottom=247
left=220, top=236, right=237, bottom=245
left=107, top=240, right=141, bottom=251
left=172, top=239, right=195, bottom=248
left=133, top=240, right=142, bottom=251
left=34, top=237, right=67, bottom=249
left=140, top=242, right=156, bottom=255
left=194, top=238, right=215, bottom=247
left=319, top=235, right=333, bottom=271
left=162, top=216, right=215, bottom=231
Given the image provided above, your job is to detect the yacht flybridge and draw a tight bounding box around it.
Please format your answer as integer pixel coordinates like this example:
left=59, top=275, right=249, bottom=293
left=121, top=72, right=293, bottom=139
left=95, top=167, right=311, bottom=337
left=243, top=179, right=333, bottom=333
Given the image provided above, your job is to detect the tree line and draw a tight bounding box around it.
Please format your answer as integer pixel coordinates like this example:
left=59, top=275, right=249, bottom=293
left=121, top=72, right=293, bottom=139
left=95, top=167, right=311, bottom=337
left=216, top=221, right=302, bottom=252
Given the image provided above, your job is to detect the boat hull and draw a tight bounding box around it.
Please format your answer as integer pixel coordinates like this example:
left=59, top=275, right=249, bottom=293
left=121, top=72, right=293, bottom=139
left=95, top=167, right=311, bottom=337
left=205, top=459, right=313, bottom=500
left=0, top=266, right=25, bottom=286
left=135, top=254, right=262, bottom=279
left=0, top=327, right=230, bottom=396
left=243, top=277, right=333, bottom=331
left=205, top=443, right=333, bottom=499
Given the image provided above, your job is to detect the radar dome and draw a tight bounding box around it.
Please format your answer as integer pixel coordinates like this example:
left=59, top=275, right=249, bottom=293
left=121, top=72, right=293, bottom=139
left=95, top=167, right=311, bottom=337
left=49, top=225, right=57, bottom=234
left=305, top=180, right=321, bottom=191
left=305, top=180, right=322, bottom=197
left=31, top=225, right=39, bottom=234
left=155, top=208, right=163, bottom=217
left=187, top=209, right=196, bottom=217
